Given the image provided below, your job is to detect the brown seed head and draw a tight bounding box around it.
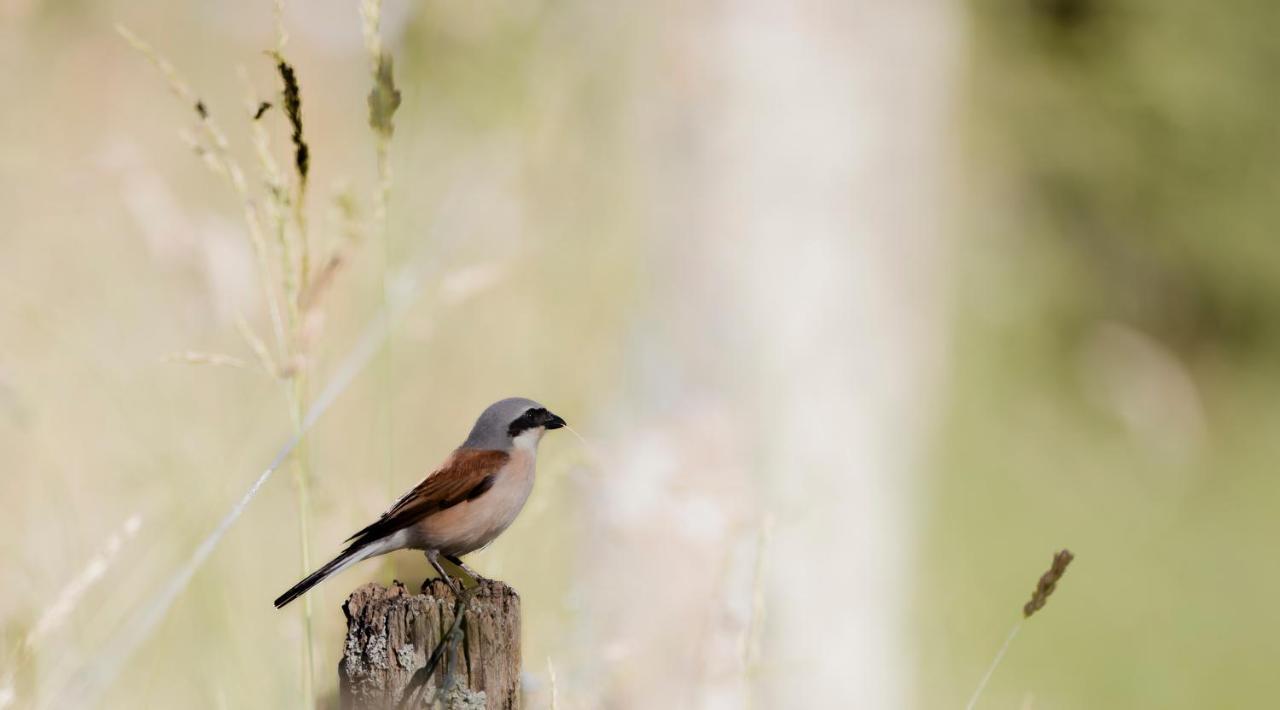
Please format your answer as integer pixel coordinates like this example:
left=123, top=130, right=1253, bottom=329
left=271, top=53, right=309, bottom=184
left=1022, top=549, right=1073, bottom=618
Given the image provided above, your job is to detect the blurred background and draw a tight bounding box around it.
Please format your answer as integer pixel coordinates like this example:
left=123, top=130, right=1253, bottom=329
left=3, top=0, right=1279, bottom=707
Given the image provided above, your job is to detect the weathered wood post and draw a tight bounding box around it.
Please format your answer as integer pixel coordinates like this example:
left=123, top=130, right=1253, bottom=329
left=339, top=579, right=521, bottom=709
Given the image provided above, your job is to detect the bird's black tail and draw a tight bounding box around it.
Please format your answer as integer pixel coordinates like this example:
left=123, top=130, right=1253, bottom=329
left=274, top=545, right=368, bottom=609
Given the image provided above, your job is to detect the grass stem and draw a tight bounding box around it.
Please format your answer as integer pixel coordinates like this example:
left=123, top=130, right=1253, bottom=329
left=376, top=144, right=394, bottom=497
left=361, top=0, right=400, bottom=498
left=288, top=375, right=315, bottom=710
left=966, top=550, right=1073, bottom=710
left=964, top=621, right=1021, bottom=710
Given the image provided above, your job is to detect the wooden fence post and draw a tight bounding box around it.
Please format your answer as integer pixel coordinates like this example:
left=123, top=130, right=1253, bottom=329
left=339, top=578, right=521, bottom=709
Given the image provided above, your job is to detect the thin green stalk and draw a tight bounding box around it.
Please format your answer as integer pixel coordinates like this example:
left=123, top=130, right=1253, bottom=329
left=267, top=13, right=317, bottom=704
left=375, top=143, right=394, bottom=497
left=295, top=193, right=310, bottom=296
left=362, top=0, right=400, bottom=498
left=285, top=231, right=315, bottom=710
left=251, top=59, right=314, bottom=708
left=284, top=295, right=313, bottom=710
left=964, top=622, right=1021, bottom=710
left=280, top=244, right=313, bottom=710
left=287, top=375, right=315, bottom=710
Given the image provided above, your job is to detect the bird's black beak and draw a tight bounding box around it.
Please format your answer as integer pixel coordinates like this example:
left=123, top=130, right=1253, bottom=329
left=541, top=410, right=567, bottom=430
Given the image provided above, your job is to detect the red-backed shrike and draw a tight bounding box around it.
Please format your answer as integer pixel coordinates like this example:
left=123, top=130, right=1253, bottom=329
left=274, top=397, right=566, bottom=608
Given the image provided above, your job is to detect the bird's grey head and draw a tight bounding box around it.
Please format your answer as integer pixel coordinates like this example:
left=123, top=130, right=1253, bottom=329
left=461, top=397, right=567, bottom=451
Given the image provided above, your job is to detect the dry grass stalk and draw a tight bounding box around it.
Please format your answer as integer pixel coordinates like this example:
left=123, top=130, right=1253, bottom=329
left=163, top=351, right=252, bottom=370
left=119, top=21, right=325, bottom=708
left=108, top=10, right=421, bottom=708
left=25, top=516, right=143, bottom=650
left=548, top=657, right=559, bottom=710
left=263, top=34, right=319, bottom=710
left=298, top=253, right=344, bottom=312
left=240, top=66, right=294, bottom=321
left=272, top=0, right=288, bottom=52
left=235, top=313, right=281, bottom=377
left=116, top=24, right=288, bottom=367
left=299, top=183, right=363, bottom=313
left=359, top=0, right=386, bottom=76
left=360, top=0, right=401, bottom=495
left=56, top=239, right=477, bottom=706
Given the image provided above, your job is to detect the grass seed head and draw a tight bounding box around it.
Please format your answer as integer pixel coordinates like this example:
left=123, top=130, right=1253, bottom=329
left=368, top=52, right=401, bottom=139
left=272, top=53, right=309, bottom=185
left=1022, top=549, right=1074, bottom=618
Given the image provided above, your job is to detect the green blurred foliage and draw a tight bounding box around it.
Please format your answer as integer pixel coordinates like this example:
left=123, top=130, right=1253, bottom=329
left=921, top=1, right=1280, bottom=707
left=968, top=0, right=1280, bottom=353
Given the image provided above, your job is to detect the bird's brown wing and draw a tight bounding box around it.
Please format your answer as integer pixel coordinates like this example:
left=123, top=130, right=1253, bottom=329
left=344, top=448, right=510, bottom=549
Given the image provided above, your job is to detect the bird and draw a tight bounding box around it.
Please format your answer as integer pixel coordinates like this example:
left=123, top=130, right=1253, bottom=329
left=274, top=397, right=566, bottom=608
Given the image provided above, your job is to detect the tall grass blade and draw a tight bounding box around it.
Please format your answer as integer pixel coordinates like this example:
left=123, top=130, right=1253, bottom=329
left=49, top=257, right=433, bottom=708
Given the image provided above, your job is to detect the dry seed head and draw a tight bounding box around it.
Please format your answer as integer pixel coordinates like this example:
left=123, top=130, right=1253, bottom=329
left=120, top=24, right=289, bottom=372
left=1022, top=549, right=1074, bottom=618
left=163, top=351, right=251, bottom=370
left=115, top=24, right=197, bottom=107
left=271, top=53, right=309, bottom=186
left=368, top=53, right=401, bottom=139
left=361, top=0, right=399, bottom=140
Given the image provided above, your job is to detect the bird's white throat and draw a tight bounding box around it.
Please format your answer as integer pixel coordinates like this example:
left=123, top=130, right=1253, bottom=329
left=511, top=426, right=545, bottom=453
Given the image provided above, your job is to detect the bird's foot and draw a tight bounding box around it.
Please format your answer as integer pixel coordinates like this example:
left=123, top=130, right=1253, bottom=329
left=445, top=554, right=490, bottom=587
left=425, top=550, right=465, bottom=598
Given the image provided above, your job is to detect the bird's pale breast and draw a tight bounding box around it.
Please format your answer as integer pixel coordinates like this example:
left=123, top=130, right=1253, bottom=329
left=411, top=447, right=536, bottom=556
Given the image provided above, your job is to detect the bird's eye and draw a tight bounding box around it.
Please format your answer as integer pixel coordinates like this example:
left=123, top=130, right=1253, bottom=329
left=508, top=408, right=542, bottom=437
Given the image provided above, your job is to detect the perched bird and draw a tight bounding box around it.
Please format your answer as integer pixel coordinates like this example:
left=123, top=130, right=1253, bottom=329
left=274, top=397, right=566, bottom=608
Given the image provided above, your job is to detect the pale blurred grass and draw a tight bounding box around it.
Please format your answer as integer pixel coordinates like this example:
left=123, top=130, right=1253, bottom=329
left=1, top=0, right=638, bottom=706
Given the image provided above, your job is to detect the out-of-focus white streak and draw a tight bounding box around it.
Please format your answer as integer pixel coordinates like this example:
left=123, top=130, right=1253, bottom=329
left=600, top=1, right=956, bottom=706
left=25, top=515, right=143, bottom=650
left=701, top=2, right=957, bottom=707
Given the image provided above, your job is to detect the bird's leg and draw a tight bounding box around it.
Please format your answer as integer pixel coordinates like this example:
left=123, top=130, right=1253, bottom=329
left=425, top=549, right=463, bottom=598
left=445, top=554, right=489, bottom=586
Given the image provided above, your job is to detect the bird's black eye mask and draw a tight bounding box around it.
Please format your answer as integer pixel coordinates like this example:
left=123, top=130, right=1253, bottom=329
left=507, top=407, right=567, bottom=437
left=508, top=408, right=547, bottom=437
